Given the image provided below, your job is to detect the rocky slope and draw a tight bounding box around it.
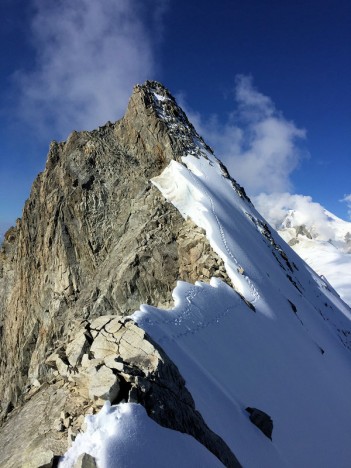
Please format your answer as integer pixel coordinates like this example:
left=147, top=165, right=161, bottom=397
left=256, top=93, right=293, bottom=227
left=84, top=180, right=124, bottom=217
left=0, top=81, right=245, bottom=466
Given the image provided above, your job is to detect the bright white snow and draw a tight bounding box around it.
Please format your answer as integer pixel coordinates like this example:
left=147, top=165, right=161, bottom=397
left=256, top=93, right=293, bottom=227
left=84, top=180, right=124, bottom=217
left=153, top=92, right=167, bottom=102
left=59, top=402, right=222, bottom=467
left=134, top=278, right=351, bottom=468
left=151, top=156, right=260, bottom=304
left=137, top=149, right=351, bottom=467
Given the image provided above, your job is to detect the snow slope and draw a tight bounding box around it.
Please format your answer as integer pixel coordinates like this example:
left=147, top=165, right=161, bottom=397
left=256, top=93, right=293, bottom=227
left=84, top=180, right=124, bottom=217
left=135, top=148, right=351, bottom=467
left=61, top=89, right=351, bottom=467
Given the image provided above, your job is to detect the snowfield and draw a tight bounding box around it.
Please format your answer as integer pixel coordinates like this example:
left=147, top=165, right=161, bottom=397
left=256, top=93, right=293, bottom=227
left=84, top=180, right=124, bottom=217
left=60, top=92, right=351, bottom=467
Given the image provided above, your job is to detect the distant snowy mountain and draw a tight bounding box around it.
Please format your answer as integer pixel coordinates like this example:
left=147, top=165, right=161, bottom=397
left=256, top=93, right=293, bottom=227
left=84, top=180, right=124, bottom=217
left=255, top=193, right=351, bottom=307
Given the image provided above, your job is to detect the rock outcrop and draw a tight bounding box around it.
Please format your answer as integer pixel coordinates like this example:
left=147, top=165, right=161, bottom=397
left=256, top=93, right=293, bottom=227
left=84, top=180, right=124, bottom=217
left=58, top=316, right=239, bottom=467
left=245, top=407, right=273, bottom=440
left=0, top=315, right=240, bottom=467
left=0, top=81, right=246, bottom=465
left=286, top=224, right=313, bottom=246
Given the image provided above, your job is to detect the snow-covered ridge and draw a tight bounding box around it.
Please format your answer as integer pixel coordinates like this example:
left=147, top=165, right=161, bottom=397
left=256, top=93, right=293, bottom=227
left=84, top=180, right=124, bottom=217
left=151, top=154, right=261, bottom=306
left=280, top=208, right=351, bottom=251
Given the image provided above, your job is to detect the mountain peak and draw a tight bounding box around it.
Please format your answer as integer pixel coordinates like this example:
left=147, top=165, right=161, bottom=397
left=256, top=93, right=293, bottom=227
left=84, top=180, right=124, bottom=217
left=2, top=81, right=351, bottom=467
left=122, top=80, right=213, bottom=162
left=135, top=79, right=174, bottom=99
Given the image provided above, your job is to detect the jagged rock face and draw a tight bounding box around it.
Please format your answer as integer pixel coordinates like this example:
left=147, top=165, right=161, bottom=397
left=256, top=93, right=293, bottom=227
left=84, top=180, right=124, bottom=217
left=0, top=226, right=17, bottom=329
left=0, top=81, right=234, bottom=421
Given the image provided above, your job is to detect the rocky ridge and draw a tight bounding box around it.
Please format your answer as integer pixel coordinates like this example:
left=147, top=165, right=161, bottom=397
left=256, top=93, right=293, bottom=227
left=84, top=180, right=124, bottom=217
left=0, top=81, right=248, bottom=466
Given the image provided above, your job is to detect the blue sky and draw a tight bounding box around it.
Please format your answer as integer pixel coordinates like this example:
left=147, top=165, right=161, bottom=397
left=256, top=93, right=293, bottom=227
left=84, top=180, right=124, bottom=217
left=0, top=0, right=350, bottom=236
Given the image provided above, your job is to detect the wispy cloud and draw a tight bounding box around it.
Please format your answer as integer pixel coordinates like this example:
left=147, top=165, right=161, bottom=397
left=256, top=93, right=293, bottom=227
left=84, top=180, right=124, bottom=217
left=14, top=0, right=167, bottom=140
left=180, top=75, right=306, bottom=195
left=341, top=194, right=351, bottom=220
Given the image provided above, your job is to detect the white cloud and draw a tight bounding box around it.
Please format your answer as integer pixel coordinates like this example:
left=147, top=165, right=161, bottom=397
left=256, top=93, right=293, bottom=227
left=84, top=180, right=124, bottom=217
left=180, top=75, right=306, bottom=195
left=254, top=192, right=335, bottom=241
left=341, top=194, right=351, bottom=219
left=235, top=74, right=274, bottom=121
left=14, top=0, right=166, bottom=140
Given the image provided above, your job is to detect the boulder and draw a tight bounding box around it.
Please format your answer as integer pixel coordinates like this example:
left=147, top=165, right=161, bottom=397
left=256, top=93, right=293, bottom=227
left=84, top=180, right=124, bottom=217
left=66, top=330, right=90, bottom=367
left=88, top=366, right=120, bottom=402
left=246, top=407, right=273, bottom=440
left=74, top=453, right=97, bottom=468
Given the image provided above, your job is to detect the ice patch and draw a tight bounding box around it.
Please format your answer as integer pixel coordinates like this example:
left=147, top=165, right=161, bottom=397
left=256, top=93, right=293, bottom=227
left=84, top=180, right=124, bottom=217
left=153, top=92, right=167, bottom=102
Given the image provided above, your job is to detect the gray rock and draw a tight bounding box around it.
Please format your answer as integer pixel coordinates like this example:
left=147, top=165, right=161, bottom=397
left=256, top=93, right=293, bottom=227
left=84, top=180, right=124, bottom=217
left=246, top=407, right=273, bottom=440
left=66, top=330, right=90, bottom=367
left=22, top=449, right=55, bottom=468
left=74, top=453, right=97, bottom=468
left=295, top=224, right=313, bottom=239
left=288, top=238, right=300, bottom=246
left=88, top=366, right=120, bottom=403
left=345, top=232, right=351, bottom=253
left=90, top=331, right=119, bottom=360
left=0, top=383, right=72, bottom=468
